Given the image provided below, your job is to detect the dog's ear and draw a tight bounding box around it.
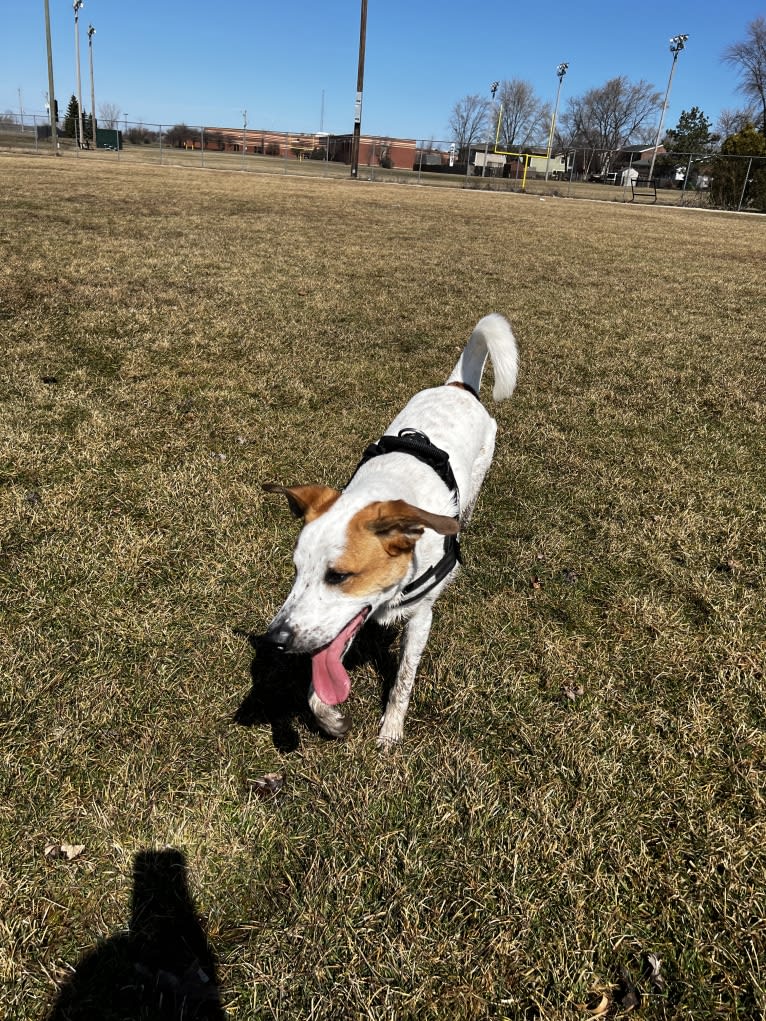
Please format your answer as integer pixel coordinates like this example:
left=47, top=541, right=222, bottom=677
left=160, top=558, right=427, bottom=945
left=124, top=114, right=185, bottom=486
left=263, top=483, right=340, bottom=523
left=365, top=500, right=459, bottom=555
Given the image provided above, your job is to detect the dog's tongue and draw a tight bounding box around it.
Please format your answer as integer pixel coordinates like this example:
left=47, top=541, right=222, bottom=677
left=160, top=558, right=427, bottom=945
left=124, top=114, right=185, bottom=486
left=311, top=609, right=368, bottom=705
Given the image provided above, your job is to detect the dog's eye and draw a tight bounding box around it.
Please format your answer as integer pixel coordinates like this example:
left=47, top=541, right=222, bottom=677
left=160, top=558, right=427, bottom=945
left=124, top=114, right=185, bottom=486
left=325, top=568, right=352, bottom=586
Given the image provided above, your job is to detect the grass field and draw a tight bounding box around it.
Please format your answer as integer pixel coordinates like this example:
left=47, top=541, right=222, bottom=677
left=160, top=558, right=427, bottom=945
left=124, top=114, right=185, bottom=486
left=1, top=155, right=765, bottom=1020
left=0, top=137, right=714, bottom=207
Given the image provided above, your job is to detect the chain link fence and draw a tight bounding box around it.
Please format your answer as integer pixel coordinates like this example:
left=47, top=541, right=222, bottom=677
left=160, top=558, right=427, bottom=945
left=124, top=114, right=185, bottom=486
left=2, top=113, right=764, bottom=213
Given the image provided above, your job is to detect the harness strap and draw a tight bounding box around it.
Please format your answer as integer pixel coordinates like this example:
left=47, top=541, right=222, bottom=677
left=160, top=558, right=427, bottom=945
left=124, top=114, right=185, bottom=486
left=347, top=429, right=462, bottom=607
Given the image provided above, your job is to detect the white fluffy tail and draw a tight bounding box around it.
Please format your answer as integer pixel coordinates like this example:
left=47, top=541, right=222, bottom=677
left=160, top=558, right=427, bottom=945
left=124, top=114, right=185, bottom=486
left=446, top=313, right=518, bottom=401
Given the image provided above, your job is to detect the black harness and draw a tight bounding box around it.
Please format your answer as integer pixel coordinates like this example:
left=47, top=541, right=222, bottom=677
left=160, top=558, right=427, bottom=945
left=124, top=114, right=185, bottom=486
left=348, top=429, right=462, bottom=607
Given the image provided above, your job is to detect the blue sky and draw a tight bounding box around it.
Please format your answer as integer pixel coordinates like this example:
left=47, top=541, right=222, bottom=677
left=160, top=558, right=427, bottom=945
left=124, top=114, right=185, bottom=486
left=1, top=2, right=762, bottom=141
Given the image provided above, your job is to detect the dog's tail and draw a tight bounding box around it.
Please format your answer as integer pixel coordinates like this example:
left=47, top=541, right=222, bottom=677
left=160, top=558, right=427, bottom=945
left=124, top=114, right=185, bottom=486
left=446, top=313, right=518, bottom=402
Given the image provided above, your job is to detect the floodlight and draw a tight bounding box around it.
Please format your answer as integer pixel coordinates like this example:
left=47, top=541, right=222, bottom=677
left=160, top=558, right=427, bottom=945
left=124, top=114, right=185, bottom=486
left=649, top=33, right=689, bottom=182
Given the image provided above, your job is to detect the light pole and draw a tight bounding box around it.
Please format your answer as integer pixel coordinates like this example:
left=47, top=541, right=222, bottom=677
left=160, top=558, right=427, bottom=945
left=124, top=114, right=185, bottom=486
left=73, top=0, right=85, bottom=148
left=545, top=62, right=568, bottom=181
left=648, top=34, right=688, bottom=183
left=43, top=0, right=58, bottom=153
left=87, top=24, right=96, bottom=148
left=241, top=109, right=247, bottom=167
left=482, top=81, right=500, bottom=178
left=350, top=0, right=368, bottom=178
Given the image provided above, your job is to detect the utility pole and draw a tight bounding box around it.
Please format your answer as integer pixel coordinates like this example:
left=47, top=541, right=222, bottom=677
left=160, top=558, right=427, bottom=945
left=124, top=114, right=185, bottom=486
left=350, top=0, right=368, bottom=178
left=88, top=24, right=97, bottom=147
left=73, top=0, right=85, bottom=148
left=44, top=0, right=59, bottom=153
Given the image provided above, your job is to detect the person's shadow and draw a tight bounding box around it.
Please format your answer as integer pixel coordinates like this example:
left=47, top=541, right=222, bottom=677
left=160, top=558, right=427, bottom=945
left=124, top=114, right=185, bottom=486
left=234, top=620, right=399, bottom=751
left=48, top=849, right=226, bottom=1021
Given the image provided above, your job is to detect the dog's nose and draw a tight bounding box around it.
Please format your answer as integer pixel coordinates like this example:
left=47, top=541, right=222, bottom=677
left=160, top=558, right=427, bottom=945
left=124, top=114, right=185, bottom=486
left=264, top=622, right=295, bottom=651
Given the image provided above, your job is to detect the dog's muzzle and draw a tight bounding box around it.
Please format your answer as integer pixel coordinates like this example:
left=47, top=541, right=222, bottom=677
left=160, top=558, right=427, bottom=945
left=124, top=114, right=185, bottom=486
left=263, top=621, right=295, bottom=652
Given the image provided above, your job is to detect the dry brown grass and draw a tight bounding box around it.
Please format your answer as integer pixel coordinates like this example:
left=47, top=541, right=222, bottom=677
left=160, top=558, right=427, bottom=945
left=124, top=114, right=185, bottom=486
left=1, top=156, right=764, bottom=1019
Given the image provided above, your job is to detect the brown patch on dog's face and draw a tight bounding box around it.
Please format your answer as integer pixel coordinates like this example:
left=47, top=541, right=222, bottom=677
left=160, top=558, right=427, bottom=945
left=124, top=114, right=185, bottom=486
left=329, top=500, right=459, bottom=597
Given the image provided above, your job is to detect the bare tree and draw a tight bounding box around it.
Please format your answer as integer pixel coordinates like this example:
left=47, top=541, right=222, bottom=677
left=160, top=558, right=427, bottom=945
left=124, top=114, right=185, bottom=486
left=557, top=76, right=662, bottom=175
left=716, top=105, right=759, bottom=139
left=723, top=17, right=766, bottom=135
left=98, top=102, right=121, bottom=129
left=495, top=79, right=550, bottom=150
left=448, top=94, right=490, bottom=160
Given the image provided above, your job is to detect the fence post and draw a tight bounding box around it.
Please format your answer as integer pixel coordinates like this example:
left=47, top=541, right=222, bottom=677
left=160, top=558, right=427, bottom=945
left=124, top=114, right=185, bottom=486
left=680, top=153, right=693, bottom=205
left=159, top=124, right=163, bottom=165
left=201, top=127, right=205, bottom=168
left=737, top=157, right=752, bottom=212
left=567, top=149, right=575, bottom=197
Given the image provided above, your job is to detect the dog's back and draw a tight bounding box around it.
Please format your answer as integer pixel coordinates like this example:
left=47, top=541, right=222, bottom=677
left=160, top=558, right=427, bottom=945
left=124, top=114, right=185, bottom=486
left=380, top=314, right=519, bottom=518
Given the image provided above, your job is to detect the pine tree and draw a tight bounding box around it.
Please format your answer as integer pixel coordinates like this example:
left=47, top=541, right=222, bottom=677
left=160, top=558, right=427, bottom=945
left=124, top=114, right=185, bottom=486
left=711, top=124, right=766, bottom=210
left=663, top=107, right=718, bottom=154
left=63, top=95, right=79, bottom=139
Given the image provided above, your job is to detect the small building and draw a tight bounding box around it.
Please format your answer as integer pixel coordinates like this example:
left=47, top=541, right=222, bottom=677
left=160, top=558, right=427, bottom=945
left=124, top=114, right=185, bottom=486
left=612, top=144, right=666, bottom=178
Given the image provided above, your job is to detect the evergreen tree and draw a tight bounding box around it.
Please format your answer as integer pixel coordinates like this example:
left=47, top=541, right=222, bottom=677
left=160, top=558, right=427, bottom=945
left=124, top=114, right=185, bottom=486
left=710, top=124, right=766, bottom=211
left=663, top=107, right=718, bottom=154
left=63, top=95, right=79, bottom=139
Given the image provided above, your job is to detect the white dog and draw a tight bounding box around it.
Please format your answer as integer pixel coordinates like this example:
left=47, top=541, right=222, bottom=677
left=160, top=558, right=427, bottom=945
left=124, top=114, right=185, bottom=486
left=263, top=313, right=518, bottom=746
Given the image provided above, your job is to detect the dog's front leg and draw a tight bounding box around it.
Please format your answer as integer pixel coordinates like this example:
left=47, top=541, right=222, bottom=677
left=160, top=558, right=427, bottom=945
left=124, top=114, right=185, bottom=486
left=378, top=604, right=433, bottom=748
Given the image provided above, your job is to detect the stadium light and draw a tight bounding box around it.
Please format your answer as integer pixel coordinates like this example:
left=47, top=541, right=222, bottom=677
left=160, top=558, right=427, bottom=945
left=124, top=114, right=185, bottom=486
left=87, top=24, right=96, bottom=148
left=73, top=1, right=85, bottom=148
left=482, top=82, right=500, bottom=178
left=545, top=62, right=568, bottom=182
left=648, top=34, right=688, bottom=183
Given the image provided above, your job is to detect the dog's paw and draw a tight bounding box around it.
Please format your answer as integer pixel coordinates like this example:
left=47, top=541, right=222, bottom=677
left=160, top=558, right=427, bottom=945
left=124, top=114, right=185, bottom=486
left=376, top=734, right=402, bottom=752
left=309, top=690, right=351, bottom=739
left=377, top=717, right=404, bottom=750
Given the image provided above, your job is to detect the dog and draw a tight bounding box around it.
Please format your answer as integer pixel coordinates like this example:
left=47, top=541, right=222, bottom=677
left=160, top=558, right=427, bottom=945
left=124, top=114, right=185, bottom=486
left=263, top=313, right=518, bottom=746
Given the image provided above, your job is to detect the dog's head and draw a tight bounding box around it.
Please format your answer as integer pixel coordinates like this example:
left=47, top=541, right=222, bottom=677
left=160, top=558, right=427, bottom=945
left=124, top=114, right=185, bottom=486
left=262, top=483, right=458, bottom=705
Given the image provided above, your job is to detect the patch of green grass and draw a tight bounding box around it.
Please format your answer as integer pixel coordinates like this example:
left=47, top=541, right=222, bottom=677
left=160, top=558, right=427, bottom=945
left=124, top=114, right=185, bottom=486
left=1, top=157, right=764, bottom=1019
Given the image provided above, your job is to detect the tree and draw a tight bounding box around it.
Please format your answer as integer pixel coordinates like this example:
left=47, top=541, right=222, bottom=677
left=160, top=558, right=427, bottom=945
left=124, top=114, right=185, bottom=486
left=663, top=107, right=718, bottom=154
left=716, top=105, right=759, bottom=139
left=98, top=102, right=121, bottom=129
left=448, top=94, right=490, bottom=160
left=164, top=123, right=191, bottom=148
left=723, top=17, right=766, bottom=135
left=62, top=94, right=79, bottom=138
left=710, top=123, right=766, bottom=211
left=495, top=79, right=550, bottom=150
left=557, top=76, right=662, bottom=175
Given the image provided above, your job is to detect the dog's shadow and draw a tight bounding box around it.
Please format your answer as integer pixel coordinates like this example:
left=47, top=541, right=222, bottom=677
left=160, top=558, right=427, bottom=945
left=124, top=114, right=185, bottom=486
left=234, top=621, right=399, bottom=751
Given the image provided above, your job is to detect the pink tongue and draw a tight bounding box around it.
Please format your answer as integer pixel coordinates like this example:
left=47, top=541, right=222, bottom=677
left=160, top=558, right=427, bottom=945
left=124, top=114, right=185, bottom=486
left=311, top=610, right=368, bottom=705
